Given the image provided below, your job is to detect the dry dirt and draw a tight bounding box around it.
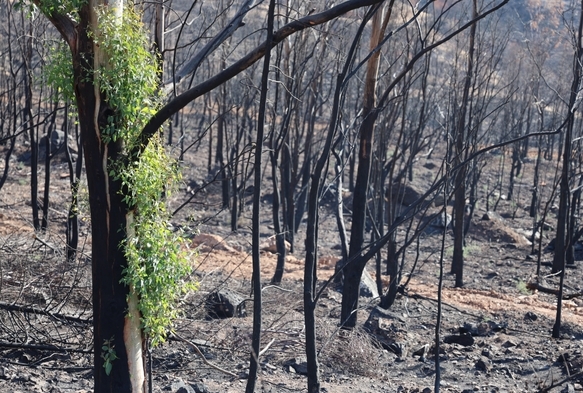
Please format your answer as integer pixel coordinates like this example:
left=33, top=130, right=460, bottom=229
left=1, top=144, right=583, bottom=393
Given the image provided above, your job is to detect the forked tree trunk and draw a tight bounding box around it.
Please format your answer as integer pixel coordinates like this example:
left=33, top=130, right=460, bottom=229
left=342, top=4, right=388, bottom=328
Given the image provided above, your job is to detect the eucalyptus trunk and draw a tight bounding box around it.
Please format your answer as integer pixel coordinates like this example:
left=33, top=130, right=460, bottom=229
left=51, top=2, right=147, bottom=391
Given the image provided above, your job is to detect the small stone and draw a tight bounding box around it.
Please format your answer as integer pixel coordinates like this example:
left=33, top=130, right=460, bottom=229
left=16, top=372, right=30, bottom=382
left=170, top=379, right=195, bottom=393
left=524, top=311, right=538, bottom=321
left=561, top=383, right=575, bottom=393
left=191, top=382, right=209, bottom=393
left=501, top=340, right=516, bottom=348
left=0, top=366, right=7, bottom=380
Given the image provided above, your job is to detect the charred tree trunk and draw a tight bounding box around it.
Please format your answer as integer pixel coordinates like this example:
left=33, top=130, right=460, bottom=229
left=217, top=75, right=230, bottom=209
left=552, top=0, right=583, bottom=338
left=69, top=4, right=148, bottom=391
left=282, top=143, right=294, bottom=252
left=270, top=140, right=286, bottom=284
left=246, top=1, right=274, bottom=390
left=65, top=112, right=83, bottom=261
left=342, top=4, right=388, bottom=328
left=451, top=0, right=477, bottom=288
left=530, top=132, right=543, bottom=218
left=23, top=21, right=40, bottom=230
left=41, top=105, right=58, bottom=231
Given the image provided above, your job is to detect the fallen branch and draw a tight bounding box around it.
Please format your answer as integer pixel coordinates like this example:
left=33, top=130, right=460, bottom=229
left=537, top=370, right=583, bottom=393
left=0, top=301, right=92, bottom=325
left=526, top=282, right=583, bottom=299
left=0, top=340, right=91, bottom=354
left=258, top=338, right=276, bottom=357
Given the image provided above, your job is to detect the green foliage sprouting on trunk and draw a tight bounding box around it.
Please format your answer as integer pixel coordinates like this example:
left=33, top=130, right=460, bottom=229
left=45, top=3, right=196, bottom=347
left=94, top=5, right=196, bottom=347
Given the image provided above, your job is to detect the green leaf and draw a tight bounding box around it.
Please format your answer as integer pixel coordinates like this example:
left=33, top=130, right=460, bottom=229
left=105, top=362, right=112, bottom=376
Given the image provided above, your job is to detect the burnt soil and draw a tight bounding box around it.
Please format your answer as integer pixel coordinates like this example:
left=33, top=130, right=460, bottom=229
left=1, top=144, right=583, bottom=393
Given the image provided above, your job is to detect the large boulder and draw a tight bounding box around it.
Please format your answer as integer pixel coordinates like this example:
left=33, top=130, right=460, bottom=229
left=387, top=182, right=422, bottom=207
left=39, top=130, right=66, bottom=159
left=19, top=130, right=72, bottom=163
left=430, top=211, right=452, bottom=229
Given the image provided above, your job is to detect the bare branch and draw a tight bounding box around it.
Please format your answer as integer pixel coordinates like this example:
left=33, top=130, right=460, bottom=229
left=0, top=301, right=92, bottom=325
left=164, top=0, right=260, bottom=93
left=31, top=2, right=76, bottom=51
left=135, top=0, right=384, bottom=158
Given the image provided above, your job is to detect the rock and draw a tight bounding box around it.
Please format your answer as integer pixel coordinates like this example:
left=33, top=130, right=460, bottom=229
left=444, top=334, right=474, bottom=347
left=39, top=130, right=67, bottom=159
left=460, top=321, right=507, bottom=336
left=432, top=194, right=446, bottom=207
left=501, top=339, right=516, bottom=348
left=475, top=357, right=492, bottom=372
left=360, top=270, right=379, bottom=298
left=388, top=182, right=422, bottom=207
left=192, top=382, right=210, bottom=393
left=481, top=211, right=501, bottom=221
left=15, top=372, right=30, bottom=382
left=562, top=384, right=576, bottom=393
left=412, top=344, right=430, bottom=361
left=206, top=289, right=247, bottom=318
left=170, top=379, right=195, bottom=393
left=283, top=358, right=308, bottom=375
left=524, top=311, right=537, bottom=321
left=430, top=211, right=452, bottom=229
left=364, top=306, right=407, bottom=355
